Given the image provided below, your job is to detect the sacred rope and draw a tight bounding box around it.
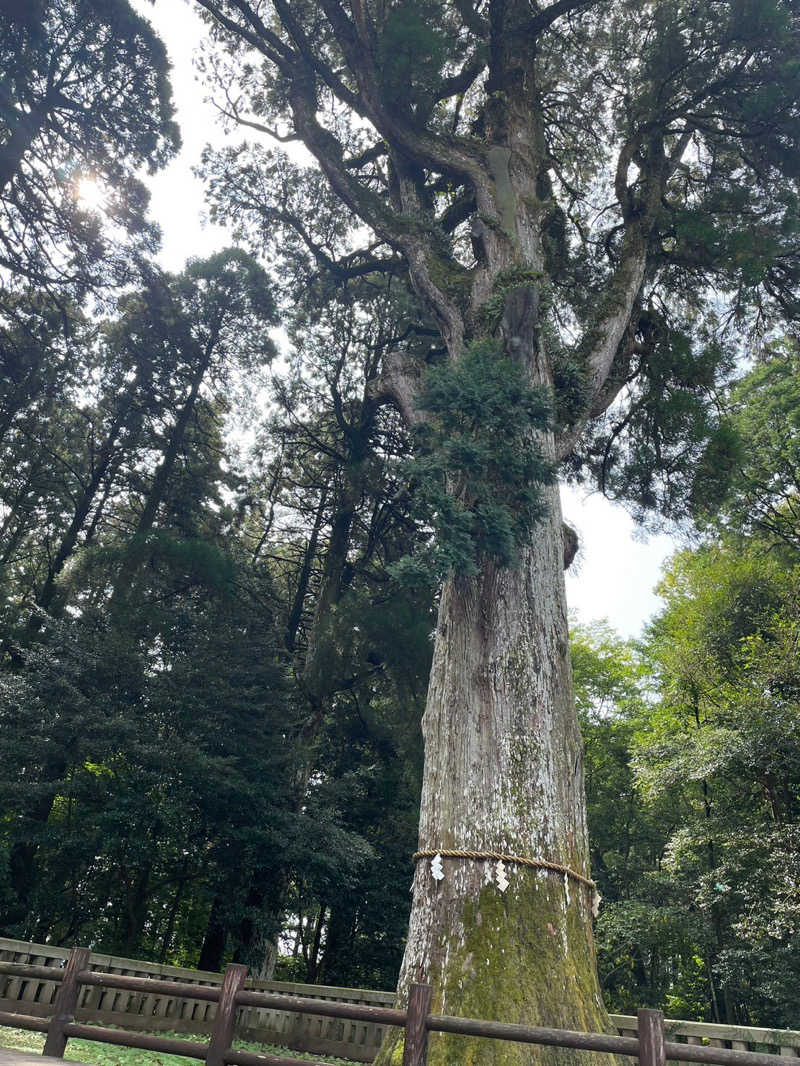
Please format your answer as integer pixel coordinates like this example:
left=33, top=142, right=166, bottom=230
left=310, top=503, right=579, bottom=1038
left=413, top=848, right=601, bottom=915
left=413, top=848, right=596, bottom=892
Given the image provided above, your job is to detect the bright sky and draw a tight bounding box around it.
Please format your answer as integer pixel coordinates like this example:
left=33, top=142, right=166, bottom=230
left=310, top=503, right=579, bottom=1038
left=135, top=1, right=677, bottom=640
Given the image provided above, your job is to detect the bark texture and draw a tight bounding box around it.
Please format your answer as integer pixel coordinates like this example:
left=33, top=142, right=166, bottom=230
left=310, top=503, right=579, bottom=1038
left=377, top=484, right=608, bottom=1066
left=374, top=280, right=613, bottom=1064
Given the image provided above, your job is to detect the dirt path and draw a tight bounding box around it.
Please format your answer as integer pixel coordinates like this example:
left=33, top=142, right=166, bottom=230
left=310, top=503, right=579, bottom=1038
left=0, top=1051, right=85, bottom=1064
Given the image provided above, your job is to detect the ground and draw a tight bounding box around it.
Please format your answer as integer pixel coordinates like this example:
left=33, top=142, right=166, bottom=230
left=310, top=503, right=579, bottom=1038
left=0, top=1027, right=361, bottom=1066
left=0, top=1051, right=84, bottom=1065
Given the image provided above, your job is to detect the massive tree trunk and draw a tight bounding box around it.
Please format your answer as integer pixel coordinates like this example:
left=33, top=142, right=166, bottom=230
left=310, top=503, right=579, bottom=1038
left=378, top=294, right=608, bottom=1060
left=388, top=483, right=606, bottom=1063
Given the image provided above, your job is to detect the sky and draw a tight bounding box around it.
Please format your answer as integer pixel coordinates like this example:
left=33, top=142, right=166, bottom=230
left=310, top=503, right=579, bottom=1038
left=135, top=0, right=678, bottom=639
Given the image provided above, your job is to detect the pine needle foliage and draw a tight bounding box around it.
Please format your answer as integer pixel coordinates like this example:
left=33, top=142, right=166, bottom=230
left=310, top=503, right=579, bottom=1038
left=392, top=340, right=554, bottom=581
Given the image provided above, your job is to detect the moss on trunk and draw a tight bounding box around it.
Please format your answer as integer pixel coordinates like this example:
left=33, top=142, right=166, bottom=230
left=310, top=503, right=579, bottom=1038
left=429, top=874, right=608, bottom=1065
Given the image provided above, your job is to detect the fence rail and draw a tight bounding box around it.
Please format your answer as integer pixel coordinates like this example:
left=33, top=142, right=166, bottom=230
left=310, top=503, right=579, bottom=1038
left=0, top=949, right=799, bottom=1066
left=0, top=937, right=390, bottom=1061
left=0, top=938, right=798, bottom=1065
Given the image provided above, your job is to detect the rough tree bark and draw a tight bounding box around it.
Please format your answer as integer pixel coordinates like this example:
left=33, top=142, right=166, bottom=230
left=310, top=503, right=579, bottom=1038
left=391, top=490, right=604, bottom=1062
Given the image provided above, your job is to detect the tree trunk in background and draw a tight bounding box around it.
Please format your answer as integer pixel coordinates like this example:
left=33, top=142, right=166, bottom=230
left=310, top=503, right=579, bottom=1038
left=110, top=339, right=214, bottom=608
left=285, top=490, right=328, bottom=655
left=119, top=862, right=152, bottom=957
left=1, top=752, right=68, bottom=931
left=318, top=898, right=357, bottom=985
left=232, top=866, right=287, bottom=977
left=198, top=897, right=228, bottom=972
left=159, top=863, right=189, bottom=964
left=31, top=374, right=141, bottom=625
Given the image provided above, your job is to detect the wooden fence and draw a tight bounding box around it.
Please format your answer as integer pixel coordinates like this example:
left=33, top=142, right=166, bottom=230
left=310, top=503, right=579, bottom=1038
left=0, top=938, right=798, bottom=1064
left=2, top=946, right=800, bottom=1066
left=0, top=938, right=390, bottom=1061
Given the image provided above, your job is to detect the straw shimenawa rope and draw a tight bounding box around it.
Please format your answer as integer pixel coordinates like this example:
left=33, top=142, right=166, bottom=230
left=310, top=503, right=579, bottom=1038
left=413, top=848, right=597, bottom=893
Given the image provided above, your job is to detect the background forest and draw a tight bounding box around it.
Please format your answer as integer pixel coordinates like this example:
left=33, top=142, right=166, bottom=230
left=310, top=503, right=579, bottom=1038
left=1, top=0, right=799, bottom=1035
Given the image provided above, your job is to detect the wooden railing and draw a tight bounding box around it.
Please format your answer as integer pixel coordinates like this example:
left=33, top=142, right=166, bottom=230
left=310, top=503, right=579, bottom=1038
left=612, top=1018, right=800, bottom=1062
left=0, top=938, right=798, bottom=1064
left=0, top=947, right=799, bottom=1066
left=0, top=937, right=390, bottom=1061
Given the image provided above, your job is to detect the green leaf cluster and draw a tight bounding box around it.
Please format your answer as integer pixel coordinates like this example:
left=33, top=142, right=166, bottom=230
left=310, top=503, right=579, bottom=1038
left=697, top=340, right=800, bottom=550
left=578, top=535, right=800, bottom=1027
left=393, top=339, right=554, bottom=581
left=375, top=1, right=463, bottom=118
left=575, top=316, right=737, bottom=524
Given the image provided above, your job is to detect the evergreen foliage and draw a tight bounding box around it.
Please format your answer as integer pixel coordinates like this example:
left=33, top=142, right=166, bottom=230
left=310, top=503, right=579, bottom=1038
left=394, top=340, right=554, bottom=581
left=697, top=339, right=800, bottom=549
left=575, top=538, right=800, bottom=1027
left=0, top=0, right=179, bottom=293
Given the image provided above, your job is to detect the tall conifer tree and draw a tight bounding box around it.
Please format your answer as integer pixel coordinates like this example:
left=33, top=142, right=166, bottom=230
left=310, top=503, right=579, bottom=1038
left=156, top=1, right=800, bottom=1057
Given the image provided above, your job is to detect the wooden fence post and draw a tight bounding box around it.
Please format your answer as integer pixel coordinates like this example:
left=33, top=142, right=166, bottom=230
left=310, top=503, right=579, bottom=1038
left=206, top=963, right=247, bottom=1066
left=43, top=946, right=91, bottom=1058
left=403, top=983, right=433, bottom=1066
left=639, top=1009, right=667, bottom=1066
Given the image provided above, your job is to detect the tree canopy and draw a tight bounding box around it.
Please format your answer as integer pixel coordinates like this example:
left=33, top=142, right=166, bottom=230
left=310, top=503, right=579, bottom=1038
left=0, top=0, right=179, bottom=293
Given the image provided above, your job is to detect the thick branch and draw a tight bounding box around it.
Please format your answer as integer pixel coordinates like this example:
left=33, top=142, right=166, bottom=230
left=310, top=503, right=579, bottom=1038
left=555, top=237, right=646, bottom=461
left=315, top=0, right=488, bottom=187
left=556, top=128, right=676, bottom=460
left=271, top=0, right=363, bottom=111
left=392, top=160, right=466, bottom=352
left=453, top=0, right=489, bottom=37
left=285, top=80, right=464, bottom=351
left=585, top=233, right=647, bottom=397
left=344, top=142, right=387, bottom=169
left=432, top=55, right=486, bottom=106
left=194, top=0, right=293, bottom=72
left=439, top=193, right=477, bottom=234
left=227, top=0, right=296, bottom=63
left=365, top=350, right=427, bottom=426
left=287, top=78, right=396, bottom=245
left=525, top=0, right=605, bottom=37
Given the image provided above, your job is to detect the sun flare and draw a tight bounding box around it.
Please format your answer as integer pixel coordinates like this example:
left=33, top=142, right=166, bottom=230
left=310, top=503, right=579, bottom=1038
left=75, top=176, right=107, bottom=212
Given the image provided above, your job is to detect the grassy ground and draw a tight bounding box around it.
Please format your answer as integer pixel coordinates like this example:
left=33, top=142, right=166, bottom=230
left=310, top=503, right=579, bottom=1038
left=0, top=1026, right=361, bottom=1066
